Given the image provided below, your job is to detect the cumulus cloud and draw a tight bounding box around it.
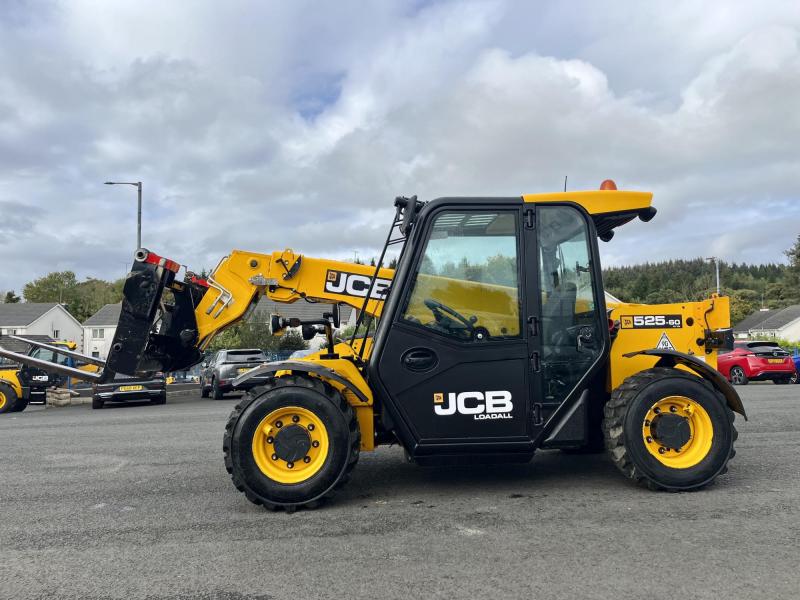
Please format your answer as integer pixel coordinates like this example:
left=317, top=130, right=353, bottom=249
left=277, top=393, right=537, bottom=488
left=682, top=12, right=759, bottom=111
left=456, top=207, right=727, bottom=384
left=0, top=0, right=798, bottom=296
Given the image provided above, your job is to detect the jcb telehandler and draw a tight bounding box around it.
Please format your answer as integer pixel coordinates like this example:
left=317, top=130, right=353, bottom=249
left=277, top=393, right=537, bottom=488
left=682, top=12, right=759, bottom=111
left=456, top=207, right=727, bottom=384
left=0, top=182, right=744, bottom=510
left=0, top=338, right=101, bottom=413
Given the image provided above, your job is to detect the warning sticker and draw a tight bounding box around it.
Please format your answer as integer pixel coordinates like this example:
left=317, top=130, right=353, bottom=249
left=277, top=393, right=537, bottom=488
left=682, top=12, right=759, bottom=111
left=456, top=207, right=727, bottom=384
left=656, top=332, right=676, bottom=350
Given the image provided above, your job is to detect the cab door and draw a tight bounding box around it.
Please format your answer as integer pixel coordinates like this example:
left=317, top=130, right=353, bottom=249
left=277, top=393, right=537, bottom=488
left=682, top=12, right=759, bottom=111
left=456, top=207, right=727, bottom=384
left=373, top=202, right=540, bottom=456
left=530, top=203, right=608, bottom=434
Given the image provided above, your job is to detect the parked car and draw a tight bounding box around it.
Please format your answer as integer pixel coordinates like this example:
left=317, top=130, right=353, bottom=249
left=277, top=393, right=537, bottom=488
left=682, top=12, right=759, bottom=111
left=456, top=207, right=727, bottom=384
left=200, top=349, right=269, bottom=399
left=92, top=372, right=167, bottom=409
left=717, top=340, right=796, bottom=385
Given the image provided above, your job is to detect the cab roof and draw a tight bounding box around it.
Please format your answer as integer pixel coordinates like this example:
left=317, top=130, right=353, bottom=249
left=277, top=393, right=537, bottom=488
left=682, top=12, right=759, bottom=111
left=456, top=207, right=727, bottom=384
left=523, top=182, right=655, bottom=241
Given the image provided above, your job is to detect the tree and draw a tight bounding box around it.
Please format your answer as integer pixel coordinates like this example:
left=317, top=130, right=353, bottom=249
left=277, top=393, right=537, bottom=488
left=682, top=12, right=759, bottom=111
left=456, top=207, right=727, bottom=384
left=23, top=271, right=78, bottom=304
left=3, top=291, right=20, bottom=303
left=22, top=271, right=124, bottom=322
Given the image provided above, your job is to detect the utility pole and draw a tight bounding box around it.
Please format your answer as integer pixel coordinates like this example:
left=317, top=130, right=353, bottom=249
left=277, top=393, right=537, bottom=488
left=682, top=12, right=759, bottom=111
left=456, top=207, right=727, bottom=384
left=706, top=256, right=720, bottom=295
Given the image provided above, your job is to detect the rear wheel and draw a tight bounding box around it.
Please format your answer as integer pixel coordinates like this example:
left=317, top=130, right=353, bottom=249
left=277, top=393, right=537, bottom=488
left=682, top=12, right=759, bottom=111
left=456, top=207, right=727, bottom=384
left=791, top=372, right=799, bottom=385
left=91, top=396, right=104, bottom=410
left=223, top=375, right=360, bottom=511
left=201, top=379, right=210, bottom=398
left=729, top=366, right=748, bottom=386
left=212, top=378, right=223, bottom=400
left=0, top=382, right=20, bottom=414
left=152, top=392, right=167, bottom=405
left=603, top=367, right=737, bottom=491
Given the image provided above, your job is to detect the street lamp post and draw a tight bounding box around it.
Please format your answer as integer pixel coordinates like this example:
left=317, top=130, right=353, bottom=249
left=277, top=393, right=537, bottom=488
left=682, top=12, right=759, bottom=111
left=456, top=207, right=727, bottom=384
left=104, top=181, right=142, bottom=249
left=706, top=256, right=721, bottom=295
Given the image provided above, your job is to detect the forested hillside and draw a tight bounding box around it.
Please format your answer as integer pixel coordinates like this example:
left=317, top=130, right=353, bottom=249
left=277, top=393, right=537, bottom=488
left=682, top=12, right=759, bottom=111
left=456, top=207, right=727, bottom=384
left=603, top=259, right=798, bottom=324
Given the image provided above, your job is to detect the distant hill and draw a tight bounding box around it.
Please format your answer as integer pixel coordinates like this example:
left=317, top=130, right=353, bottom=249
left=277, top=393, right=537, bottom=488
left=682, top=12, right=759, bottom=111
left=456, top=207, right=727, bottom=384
left=602, top=258, right=798, bottom=324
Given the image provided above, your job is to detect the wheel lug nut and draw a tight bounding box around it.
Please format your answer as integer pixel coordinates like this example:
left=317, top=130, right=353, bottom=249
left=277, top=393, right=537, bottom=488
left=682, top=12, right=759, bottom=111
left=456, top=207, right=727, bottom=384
left=287, top=462, right=294, bottom=469
left=670, top=406, right=677, bottom=413
left=644, top=420, right=650, bottom=427
left=658, top=447, right=666, bottom=454
left=292, top=415, right=300, bottom=423
left=266, top=436, right=274, bottom=444
left=307, top=424, right=315, bottom=431
left=275, top=420, right=283, bottom=428
left=312, top=440, right=320, bottom=448
left=303, top=456, right=311, bottom=463
left=646, top=436, right=653, bottom=443
left=654, top=408, right=661, bottom=414
left=271, top=453, right=278, bottom=460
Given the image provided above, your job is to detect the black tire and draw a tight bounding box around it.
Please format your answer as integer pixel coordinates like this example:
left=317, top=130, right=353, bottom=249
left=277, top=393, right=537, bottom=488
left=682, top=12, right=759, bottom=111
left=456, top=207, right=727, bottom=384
left=791, top=372, right=799, bottom=385
left=223, top=375, right=360, bottom=511
left=729, top=366, right=748, bottom=386
left=603, top=367, right=737, bottom=491
left=11, top=398, right=28, bottom=412
left=0, top=382, right=21, bottom=414
left=151, top=392, right=167, bottom=405
left=212, top=378, right=223, bottom=400
left=772, top=378, right=791, bottom=385
left=201, top=379, right=210, bottom=398
left=92, top=396, right=104, bottom=410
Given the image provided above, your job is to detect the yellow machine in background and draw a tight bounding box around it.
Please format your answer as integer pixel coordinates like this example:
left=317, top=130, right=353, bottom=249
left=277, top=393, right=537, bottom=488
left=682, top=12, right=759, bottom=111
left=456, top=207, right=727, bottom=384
left=0, top=339, right=97, bottom=413
left=1, top=182, right=744, bottom=511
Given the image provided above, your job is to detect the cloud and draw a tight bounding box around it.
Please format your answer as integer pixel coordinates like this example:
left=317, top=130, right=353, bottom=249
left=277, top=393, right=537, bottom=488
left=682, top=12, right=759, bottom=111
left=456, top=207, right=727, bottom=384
left=0, top=0, right=798, bottom=298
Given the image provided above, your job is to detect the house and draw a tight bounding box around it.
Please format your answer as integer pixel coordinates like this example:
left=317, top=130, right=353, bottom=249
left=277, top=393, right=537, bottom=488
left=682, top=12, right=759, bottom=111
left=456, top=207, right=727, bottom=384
left=0, top=303, right=83, bottom=345
left=82, top=303, right=122, bottom=359
left=734, top=305, right=800, bottom=343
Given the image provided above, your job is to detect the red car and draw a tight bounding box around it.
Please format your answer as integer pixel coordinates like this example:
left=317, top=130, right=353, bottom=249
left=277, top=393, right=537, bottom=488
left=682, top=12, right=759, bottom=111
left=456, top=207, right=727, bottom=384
left=717, top=340, right=796, bottom=385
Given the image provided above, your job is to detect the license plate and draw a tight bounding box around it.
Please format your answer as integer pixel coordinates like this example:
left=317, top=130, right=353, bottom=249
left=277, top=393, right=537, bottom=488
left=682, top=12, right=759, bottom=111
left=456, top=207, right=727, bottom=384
left=768, top=358, right=784, bottom=364
left=119, top=385, right=143, bottom=391
left=237, top=367, right=251, bottom=374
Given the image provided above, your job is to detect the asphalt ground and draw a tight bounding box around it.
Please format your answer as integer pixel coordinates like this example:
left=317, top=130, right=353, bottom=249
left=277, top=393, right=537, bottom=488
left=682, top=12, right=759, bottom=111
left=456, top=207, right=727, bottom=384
left=1, top=384, right=798, bottom=600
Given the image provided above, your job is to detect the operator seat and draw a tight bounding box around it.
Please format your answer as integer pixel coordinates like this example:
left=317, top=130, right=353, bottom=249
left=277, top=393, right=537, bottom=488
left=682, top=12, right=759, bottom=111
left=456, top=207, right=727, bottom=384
left=541, top=281, right=577, bottom=358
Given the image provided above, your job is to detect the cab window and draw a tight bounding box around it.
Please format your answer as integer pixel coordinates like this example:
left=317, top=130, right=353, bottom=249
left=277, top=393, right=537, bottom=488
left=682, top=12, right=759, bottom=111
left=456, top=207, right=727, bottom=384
left=401, top=210, right=520, bottom=341
left=30, top=348, right=70, bottom=366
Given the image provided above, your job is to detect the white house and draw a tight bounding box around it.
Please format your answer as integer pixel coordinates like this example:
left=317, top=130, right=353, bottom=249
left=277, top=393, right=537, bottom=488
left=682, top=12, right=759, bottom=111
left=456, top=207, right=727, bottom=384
left=734, top=305, right=800, bottom=343
left=82, top=303, right=122, bottom=359
left=0, top=303, right=83, bottom=345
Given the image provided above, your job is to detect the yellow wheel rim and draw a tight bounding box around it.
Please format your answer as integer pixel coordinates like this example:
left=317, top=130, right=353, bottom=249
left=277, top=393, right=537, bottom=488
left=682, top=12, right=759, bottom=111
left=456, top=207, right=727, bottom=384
left=642, top=396, right=713, bottom=469
left=0, top=390, right=6, bottom=411
left=251, top=406, right=329, bottom=484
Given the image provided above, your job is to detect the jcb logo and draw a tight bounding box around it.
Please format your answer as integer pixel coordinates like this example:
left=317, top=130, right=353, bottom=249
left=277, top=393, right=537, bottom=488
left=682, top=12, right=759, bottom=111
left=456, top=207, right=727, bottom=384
left=324, top=270, right=391, bottom=300
left=434, top=391, right=513, bottom=420
left=31, top=375, right=49, bottom=382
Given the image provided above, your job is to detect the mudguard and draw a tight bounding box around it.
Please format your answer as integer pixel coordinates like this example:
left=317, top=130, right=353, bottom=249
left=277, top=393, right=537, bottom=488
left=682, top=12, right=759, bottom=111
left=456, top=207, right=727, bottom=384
left=232, top=360, right=371, bottom=406
left=623, top=349, right=747, bottom=420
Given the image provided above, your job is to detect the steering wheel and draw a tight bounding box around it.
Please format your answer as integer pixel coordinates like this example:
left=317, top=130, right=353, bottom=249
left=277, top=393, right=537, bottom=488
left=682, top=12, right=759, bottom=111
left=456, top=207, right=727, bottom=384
left=423, top=298, right=479, bottom=337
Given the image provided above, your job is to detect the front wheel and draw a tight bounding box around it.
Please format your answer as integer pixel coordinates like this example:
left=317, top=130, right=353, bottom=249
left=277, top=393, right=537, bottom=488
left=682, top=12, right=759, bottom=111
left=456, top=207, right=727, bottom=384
left=223, top=375, right=360, bottom=511
left=0, top=382, right=20, bottom=414
left=603, top=367, right=737, bottom=491
left=791, top=372, right=799, bottom=385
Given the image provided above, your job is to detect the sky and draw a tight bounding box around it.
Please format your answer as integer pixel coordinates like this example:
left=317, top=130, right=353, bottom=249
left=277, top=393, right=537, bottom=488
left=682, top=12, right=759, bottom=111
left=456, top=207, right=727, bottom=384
left=1, top=0, right=799, bottom=296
